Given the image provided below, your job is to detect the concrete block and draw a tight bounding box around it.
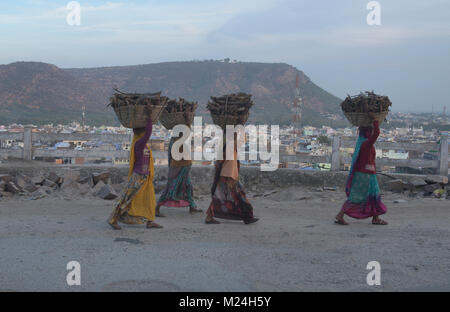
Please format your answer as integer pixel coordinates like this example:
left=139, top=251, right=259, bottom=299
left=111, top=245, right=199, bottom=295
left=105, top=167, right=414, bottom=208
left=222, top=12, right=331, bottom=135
left=386, top=179, right=406, bottom=193
left=425, top=175, right=448, bottom=185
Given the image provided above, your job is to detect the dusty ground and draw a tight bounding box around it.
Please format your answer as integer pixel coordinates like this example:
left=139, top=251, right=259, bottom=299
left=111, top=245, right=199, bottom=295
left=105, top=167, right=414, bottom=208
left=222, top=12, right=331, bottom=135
left=0, top=188, right=449, bottom=292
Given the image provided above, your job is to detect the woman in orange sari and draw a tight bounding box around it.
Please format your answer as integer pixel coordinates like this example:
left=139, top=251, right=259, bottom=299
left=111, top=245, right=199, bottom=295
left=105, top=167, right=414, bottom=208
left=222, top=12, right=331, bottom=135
left=108, top=104, right=162, bottom=230
left=205, top=133, right=259, bottom=225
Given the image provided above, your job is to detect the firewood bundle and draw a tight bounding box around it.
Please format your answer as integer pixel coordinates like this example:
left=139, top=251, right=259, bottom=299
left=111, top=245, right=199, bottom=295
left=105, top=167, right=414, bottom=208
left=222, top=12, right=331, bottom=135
left=207, top=93, right=253, bottom=128
left=159, top=97, right=198, bottom=129
left=162, top=97, right=197, bottom=113
left=341, top=91, right=392, bottom=127
left=341, top=91, right=392, bottom=113
left=109, top=88, right=167, bottom=128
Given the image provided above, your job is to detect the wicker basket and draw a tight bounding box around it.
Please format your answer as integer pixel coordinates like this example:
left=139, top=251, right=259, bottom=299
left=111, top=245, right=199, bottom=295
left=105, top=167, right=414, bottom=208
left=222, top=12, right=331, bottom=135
left=210, top=112, right=250, bottom=129
left=160, top=111, right=196, bottom=130
left=343, top=111, right=389, bottom=127
left=111, top=97, right=167, bottom=128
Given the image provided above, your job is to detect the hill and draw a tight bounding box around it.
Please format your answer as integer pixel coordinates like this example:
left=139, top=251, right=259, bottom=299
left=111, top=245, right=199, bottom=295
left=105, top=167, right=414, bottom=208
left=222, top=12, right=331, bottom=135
left=0, top=60, right=345, bottom=126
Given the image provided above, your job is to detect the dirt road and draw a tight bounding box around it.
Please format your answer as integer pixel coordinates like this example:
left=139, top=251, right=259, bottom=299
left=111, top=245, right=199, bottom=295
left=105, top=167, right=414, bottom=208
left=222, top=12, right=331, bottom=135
left=0, top=188, right=449, bottom=291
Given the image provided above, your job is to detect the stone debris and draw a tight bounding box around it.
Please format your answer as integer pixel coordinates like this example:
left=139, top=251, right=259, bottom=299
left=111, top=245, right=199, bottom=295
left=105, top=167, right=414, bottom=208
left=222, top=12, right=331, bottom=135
left=15, top=173, right=30, bottom=189
left=92, top=171, right=111, bottom=186
left=0, top=169, right=124, bottom=201
left=408, top=178, right=427, bottom=188
left=263, top=190, right=278, bottom=197
left=96, top=184, right=118, bottom=200
left=92, top=181, right=106, bottom=195
left=425, top=175, right=448, bottom=185
left=78, top=183, right=91, bottom=196
left=0, top=174, right=12, bottom=183
left=76, top=174, right=91, bottom=185
left=31, top=176, right=44, bottom=186
left=0, top=191, right=13, bottom=198
left=46, top=172, right=63, bottom=186
left=15, top=174, right=38, bottom=193
left=5, top=181, right=21, bottom=194
left=404, top=175, right=449, bottom=199
left=40, top=186, right=54, bottom=195
left=386, top=179, right=406, bottom=193
left=423, top=183, right=442, bottom=194
left=393, top=199, right=407, bottom=204
left=27, top=190, right=46, bottom=200
left=0, top=169, right=448, bottom=202
left=43, top=179, right=58, bottom=189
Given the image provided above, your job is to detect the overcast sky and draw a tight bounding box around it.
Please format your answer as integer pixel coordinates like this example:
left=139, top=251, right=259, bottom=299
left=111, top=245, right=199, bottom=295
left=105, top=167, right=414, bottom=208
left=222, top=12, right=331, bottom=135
left=1, top=0, right=449, bottom=113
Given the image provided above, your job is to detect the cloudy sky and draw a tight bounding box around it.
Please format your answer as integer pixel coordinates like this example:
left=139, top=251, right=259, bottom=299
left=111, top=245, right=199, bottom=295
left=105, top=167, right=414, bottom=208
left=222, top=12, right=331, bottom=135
left=1, top=0, right=449, bottom=112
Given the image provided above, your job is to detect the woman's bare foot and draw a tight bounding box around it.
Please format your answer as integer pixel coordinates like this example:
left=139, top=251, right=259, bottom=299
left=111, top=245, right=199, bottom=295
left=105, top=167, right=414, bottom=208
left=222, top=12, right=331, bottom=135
left=334, top=214, right=348, bottom=225
left=108, top=221, right=122, bottom=230
left=189, top=207, right=202, bottom=214
left=372, top=217, right=388, bottom=225
left=146, top=221, right=163, bottom=229
left=205, top=216, right=220, bottom=224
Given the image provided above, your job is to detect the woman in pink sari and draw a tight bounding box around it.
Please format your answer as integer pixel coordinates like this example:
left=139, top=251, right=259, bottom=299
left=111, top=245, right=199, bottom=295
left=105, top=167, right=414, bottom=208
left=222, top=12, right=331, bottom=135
left=335, top=114, right=388, bottom=225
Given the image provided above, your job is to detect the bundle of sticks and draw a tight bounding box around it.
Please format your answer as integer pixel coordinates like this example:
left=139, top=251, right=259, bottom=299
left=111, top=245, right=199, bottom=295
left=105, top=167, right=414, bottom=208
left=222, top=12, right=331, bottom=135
left=207, top=93, right=253, bottom=116
left=341, top=91, right=392, bottom=113
left=207, top=93, right=253, bottom=128
left=110, top=88, right=162, bottom=107
left=159, top=97, right=197, bottom=129
left=162, top=97, right=197, bottom=113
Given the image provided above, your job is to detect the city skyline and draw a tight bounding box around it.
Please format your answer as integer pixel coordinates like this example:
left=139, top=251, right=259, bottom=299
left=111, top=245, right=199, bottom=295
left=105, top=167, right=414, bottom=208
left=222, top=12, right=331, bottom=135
left=1, top=0, right=450, bottom=114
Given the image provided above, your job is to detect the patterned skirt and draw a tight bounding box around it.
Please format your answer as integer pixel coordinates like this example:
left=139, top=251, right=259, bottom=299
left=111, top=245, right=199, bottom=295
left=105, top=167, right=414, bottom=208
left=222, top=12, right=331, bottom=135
left=157, top=165, right=197, bottom=209
left=342, top=172, right=387, bottom=219
left=109, top=172, right=149, bottom=225
left=207, top=177, right=254, bottom=221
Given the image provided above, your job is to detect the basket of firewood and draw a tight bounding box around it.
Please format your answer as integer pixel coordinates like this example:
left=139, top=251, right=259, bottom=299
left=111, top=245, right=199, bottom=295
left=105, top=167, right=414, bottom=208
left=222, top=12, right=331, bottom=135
left=207, top=93, right=253, bottom=129
left=159, top=97, right=198, bottom=130
left=341, top=91, right=391, bottom=127
left=109, top=88, right=167, bottom=128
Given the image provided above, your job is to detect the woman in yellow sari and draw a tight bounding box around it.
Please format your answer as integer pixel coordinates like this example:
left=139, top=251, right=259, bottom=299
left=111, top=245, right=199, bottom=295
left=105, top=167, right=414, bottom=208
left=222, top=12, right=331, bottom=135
left=108, top=104, right=162, bottom=230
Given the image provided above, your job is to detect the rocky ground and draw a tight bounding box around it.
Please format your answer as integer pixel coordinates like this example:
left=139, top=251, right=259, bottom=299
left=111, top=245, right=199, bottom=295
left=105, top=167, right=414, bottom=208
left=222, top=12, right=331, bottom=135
left=0, top=178, right=449, bottom=291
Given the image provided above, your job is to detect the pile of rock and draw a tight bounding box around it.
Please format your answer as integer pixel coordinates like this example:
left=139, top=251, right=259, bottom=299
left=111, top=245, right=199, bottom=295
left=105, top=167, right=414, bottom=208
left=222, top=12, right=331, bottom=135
left=0, top=171, right=120, bottom=201
left=385, top=175, right=450, bottom=199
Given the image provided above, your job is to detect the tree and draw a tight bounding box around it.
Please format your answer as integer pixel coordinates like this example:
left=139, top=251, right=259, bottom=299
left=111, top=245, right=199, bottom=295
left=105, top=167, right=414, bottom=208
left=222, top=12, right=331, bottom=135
left=318, top=135, right=330, bottom=145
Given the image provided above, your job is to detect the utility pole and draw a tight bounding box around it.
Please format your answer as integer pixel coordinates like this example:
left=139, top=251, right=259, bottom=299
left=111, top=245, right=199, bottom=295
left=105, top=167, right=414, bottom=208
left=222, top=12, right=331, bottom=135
left=82, top=105, right=86, bottom=130
left=291, top=74, right=303, bottom=150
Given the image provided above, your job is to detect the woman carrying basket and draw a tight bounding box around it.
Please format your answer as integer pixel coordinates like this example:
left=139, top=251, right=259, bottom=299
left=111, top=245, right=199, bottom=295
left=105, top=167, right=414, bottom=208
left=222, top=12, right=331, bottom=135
left=155, top=134, right=201, bottom=217
left=335, top=113, right=388, bottom=226
left=205, top=132, right=259, bottom=225
left=108, top=104, right=162, bottom=230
